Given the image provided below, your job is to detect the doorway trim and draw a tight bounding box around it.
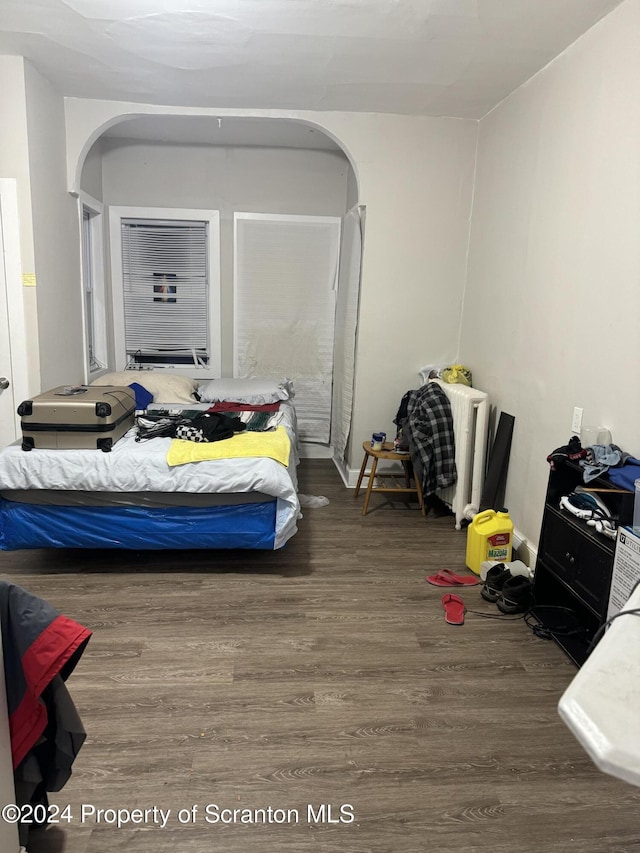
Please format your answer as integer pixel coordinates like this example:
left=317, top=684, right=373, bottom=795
left=0, top=178, right=30, bottom=441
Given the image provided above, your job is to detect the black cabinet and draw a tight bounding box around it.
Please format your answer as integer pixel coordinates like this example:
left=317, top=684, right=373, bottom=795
left=532, top=460, right=634, bottom=666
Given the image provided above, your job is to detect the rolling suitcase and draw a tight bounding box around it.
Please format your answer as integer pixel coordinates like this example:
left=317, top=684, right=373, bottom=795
left=18, top=385, right=136, bottom=451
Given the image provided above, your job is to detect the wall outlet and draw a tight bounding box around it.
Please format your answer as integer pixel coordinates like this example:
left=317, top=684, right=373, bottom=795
left=571, top=406, right=583, bottom=434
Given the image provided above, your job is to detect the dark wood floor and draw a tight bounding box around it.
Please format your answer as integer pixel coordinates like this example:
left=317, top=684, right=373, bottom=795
left=3, top=460, right=640, bottom=853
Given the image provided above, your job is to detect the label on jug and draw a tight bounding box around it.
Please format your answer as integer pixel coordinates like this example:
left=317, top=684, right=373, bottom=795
left=487, top=532, right=511, bottom=560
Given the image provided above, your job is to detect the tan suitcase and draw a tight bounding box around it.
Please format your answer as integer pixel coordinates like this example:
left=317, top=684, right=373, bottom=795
left=17, top=385, right=136, bottom=451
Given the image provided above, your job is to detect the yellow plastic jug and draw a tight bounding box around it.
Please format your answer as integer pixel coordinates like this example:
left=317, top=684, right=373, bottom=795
left=465, top=508, right=514, bottom=575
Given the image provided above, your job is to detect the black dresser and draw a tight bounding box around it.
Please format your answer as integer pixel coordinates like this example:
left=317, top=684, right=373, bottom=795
left=532, top=460, right=634, bottom=666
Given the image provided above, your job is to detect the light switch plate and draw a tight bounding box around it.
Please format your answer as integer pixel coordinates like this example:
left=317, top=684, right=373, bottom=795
left=572, top=406, right=583, bottom=434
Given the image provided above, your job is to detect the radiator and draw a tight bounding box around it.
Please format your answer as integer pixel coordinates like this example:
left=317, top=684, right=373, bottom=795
left=431, top=379, right=489, bottom=530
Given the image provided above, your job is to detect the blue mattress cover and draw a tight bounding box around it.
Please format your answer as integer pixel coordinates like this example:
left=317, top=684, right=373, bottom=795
left=0, top=497, right=278, bottom=550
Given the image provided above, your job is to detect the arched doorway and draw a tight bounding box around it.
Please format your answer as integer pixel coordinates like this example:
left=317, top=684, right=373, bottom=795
left=77, top=115, right=361, bottom=459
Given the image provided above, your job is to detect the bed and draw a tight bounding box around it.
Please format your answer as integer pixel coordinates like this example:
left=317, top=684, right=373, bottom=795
left=0, top=373, right=300, bottom=551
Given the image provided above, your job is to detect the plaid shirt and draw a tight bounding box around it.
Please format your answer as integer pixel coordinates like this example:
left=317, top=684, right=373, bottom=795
left=404, top=382, right=457, bottom=496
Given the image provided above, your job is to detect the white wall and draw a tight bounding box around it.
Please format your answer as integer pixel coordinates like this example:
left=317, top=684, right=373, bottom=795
left=461, top=0, right=640, bottom=550
left=101, top=140, right=350, bottom=214
left=80, top=139, right=103, bottom=201
left=346, top=165, right=359, bottom=211
left=0, top=56, right=39, bottom=395
left=345, top=115, right=478, bottom=466
left=0, top=58, right=33, bottom=269
left=24, top=62, right=85, bottom=388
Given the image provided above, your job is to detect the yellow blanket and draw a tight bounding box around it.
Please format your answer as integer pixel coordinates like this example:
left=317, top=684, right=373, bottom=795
left=166, top=425, right=291, bottom=468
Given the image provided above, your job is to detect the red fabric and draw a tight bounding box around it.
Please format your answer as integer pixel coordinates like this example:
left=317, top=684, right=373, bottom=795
left=9, top=697, right=46, bottom=772
left=205, top=401, right=281, bottom=413
left=9, top=614, right=92, bottom=768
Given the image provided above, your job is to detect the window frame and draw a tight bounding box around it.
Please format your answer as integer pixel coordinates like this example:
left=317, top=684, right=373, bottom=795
left=108, top=206, right=221, bottom=375
left=79, top=192, right=108, bottom=380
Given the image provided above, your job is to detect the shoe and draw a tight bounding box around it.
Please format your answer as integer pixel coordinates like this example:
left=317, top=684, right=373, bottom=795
left=496, top=576, right=533, bottom=614
left=426, top=569, right=480, bottom=587
left=480, top=563, right=511, bottom=602
left=442, top=593, right=465, bottom=625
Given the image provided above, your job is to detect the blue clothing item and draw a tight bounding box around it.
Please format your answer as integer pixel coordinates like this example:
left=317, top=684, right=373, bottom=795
left=128, top=381, right=153, bottom=409
left=608, top=460, right=640, bottom=492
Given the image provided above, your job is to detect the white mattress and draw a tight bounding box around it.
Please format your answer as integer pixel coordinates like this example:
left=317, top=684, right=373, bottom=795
left=0, top=400, right=300, bottom=549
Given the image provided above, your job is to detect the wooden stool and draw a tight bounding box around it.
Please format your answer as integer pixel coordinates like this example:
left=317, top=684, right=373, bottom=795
left=354, top=441, right=425, bottom=516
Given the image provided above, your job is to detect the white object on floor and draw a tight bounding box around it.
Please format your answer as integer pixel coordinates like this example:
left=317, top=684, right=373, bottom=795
left=298, top=494, right=330, bottom=507
left=558, top=581, right=640, bottom=787
left=479, top=559, right=532, bottom=581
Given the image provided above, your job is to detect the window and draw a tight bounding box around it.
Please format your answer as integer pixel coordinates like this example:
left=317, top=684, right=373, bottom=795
left=109, top=207, right=221, bottom=373
left=234, top=213, right=341, bottom=443
left=80, top=195, right=107, bottom=377
left=121, top=218, right=207, bottom=366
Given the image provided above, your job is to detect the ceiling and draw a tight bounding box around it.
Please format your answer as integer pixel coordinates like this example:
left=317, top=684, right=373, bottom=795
left=0, top=0, right=625, bottom=121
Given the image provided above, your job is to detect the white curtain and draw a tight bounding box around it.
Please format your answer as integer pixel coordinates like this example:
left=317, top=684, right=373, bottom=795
left=331, top=205, right=364, bottom=464
left=234, top=213, right=341, bottom=443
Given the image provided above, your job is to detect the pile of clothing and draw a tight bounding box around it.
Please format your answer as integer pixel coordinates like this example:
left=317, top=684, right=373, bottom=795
left=136, top=408, right=282, bottom=443
left=547, top=436, right=640, bottom=489
left=175, top=412, right=246, bottom=443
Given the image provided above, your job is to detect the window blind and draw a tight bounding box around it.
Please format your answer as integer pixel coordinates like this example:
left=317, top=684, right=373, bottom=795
left=121, top=218, right=208, bottom=362
left=234, top=214, right=341, bottom=443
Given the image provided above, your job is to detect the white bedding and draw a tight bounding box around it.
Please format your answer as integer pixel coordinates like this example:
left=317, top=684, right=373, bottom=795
left=0, top=400, right=300, bottom=549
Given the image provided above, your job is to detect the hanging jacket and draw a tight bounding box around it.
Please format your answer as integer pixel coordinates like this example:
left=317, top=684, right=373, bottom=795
left=403, top=382, right=457, bottom=496
left=0, top=581, right=91, bottom=769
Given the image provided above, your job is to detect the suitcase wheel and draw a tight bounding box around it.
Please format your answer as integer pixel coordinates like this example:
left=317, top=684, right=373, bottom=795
left=21, top=437, right=34, bottom=451
left=97, top=438, right=113, bottom=452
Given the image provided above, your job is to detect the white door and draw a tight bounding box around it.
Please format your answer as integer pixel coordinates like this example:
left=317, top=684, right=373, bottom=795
left=0, top=179, right=28, bottom=448
left=0, top=185, right=28, bottom=853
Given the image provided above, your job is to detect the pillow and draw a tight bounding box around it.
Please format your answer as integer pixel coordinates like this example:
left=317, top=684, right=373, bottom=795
left=91, top=371, right=198, bottom=403
left=197, top=377, right=294, bottom=405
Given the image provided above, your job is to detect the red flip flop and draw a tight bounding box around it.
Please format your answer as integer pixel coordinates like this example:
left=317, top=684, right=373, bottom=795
left=442, top=593, right=465, bottom=625
left=426, top=569, right=479, bottom=587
